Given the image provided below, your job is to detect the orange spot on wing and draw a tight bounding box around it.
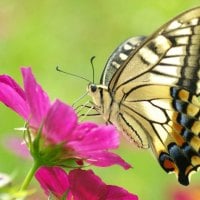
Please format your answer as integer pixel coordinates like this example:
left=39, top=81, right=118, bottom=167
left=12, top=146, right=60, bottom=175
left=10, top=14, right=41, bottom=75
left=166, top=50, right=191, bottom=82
left=170, top=122, right=185, bottom=146
left=163, top=159, right=175, bottom=171
left=172, top=131, right=185, bottom=145
left=179, top=89, right=189, bottom=101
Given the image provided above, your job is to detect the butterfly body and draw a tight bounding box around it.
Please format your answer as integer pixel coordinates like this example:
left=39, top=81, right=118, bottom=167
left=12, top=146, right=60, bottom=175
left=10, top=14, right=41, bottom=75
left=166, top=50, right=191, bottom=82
left=88, top=7, right=200, bottom=185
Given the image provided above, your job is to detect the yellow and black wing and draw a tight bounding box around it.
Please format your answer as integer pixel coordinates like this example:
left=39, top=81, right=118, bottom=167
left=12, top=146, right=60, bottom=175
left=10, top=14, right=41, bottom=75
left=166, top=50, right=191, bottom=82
left=108, top=7, right=200, bottom=185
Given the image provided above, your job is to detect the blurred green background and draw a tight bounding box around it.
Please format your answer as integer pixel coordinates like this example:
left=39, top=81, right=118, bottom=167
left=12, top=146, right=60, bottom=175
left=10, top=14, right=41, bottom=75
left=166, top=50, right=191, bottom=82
left=0, top=0, right=200, bottom=199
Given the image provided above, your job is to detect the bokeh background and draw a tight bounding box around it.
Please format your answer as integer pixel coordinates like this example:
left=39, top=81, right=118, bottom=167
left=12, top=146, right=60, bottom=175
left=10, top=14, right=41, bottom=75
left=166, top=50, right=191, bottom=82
left=0, top=0, right=200, bottom=199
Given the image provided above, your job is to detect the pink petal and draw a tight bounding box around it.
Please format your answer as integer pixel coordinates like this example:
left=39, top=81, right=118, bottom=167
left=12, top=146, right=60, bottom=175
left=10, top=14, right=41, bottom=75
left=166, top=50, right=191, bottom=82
left=43, top=100, right=77, bottom=143
left=174, top=192, right=190, bottom=200
left=0, top=82, right=29, bottom=119
left=3, top=136, right=30, bottom=159
left=66, top=122, right=98, bottom=142
left=85, top=151, right=132, bottom=169
left=172, top=188, right=195, bottom=200
left=68, top=169, right=138, bottom=200
left=66, top=123, right=131, bottom=169
left=0, top=75, right=25, bottom=99
left=35, top=166, right=69, bottom=198
left=68, top=169, right=107, bottom=200
left=106, top=185, right=138, bottom=200
left=21, top=67, right=51, bottom=127
left=68, top=123, right=119, bottom=150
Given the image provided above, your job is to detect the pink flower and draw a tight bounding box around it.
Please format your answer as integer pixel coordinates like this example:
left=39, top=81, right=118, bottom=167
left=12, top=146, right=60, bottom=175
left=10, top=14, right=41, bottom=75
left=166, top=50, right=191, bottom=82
left=35, top=167, right=71, bottom=199
left=0, top=68, right=131, bottom=169
left=0, top=68, right=50, bottom=129
left=171, top=185, right=200, bottom=200
left=36, top=167, right=138, bottom=200
left=2, top=136, right=30, bottom=159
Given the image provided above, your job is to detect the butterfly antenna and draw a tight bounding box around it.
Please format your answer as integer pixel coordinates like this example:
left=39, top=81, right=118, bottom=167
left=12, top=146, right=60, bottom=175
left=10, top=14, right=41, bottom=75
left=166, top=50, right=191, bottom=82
left=90, top=56, right=96, bottom=83
left=56, top=66, right=91, bottom=83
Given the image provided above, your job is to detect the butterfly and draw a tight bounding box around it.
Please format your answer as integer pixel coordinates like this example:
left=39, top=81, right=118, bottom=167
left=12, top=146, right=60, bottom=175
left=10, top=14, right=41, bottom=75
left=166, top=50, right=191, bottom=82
left=87, top=7, right=200, bottom=186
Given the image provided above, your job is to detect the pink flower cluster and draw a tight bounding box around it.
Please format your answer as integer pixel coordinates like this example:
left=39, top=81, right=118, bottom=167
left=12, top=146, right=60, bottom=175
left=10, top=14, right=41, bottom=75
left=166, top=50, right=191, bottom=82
left=0, top=68, right=138, bottom=199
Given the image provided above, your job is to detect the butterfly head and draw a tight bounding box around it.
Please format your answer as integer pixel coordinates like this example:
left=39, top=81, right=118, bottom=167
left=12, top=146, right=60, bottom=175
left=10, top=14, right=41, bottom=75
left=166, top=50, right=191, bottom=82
left=87, top=83, right=109, bottom=112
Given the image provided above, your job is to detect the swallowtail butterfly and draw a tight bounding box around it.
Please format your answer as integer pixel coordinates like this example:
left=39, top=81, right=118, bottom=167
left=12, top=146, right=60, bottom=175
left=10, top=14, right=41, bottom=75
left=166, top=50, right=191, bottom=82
left=88, top=7, right=200, bottom=185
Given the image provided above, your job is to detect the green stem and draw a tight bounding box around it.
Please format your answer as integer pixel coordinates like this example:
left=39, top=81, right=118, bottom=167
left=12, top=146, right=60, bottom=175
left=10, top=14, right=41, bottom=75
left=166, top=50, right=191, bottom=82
left=19, top=161, right=40, bottom=191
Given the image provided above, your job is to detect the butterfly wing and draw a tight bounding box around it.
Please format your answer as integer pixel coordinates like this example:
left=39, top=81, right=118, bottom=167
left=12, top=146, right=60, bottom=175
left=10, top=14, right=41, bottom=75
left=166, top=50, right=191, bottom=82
left=109, top=7, right=200, bottom=92
left=100, top=36, right=146, bottom=86
left=108, top=7, right=200, bottom=185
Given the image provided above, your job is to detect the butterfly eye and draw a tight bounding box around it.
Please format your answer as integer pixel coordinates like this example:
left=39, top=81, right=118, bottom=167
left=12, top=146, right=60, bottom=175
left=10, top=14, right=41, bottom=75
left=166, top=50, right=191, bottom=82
left=90, top=84, right=97, bottom=92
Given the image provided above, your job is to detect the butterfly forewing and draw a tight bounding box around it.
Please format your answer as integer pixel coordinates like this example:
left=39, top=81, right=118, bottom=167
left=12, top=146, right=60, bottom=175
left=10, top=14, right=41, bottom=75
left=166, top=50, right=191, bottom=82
left=109, top=7, right=200, bottom=92
left=88, top=7, right=200, bottom=185
left=100, top=36, right=146, bottom=86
